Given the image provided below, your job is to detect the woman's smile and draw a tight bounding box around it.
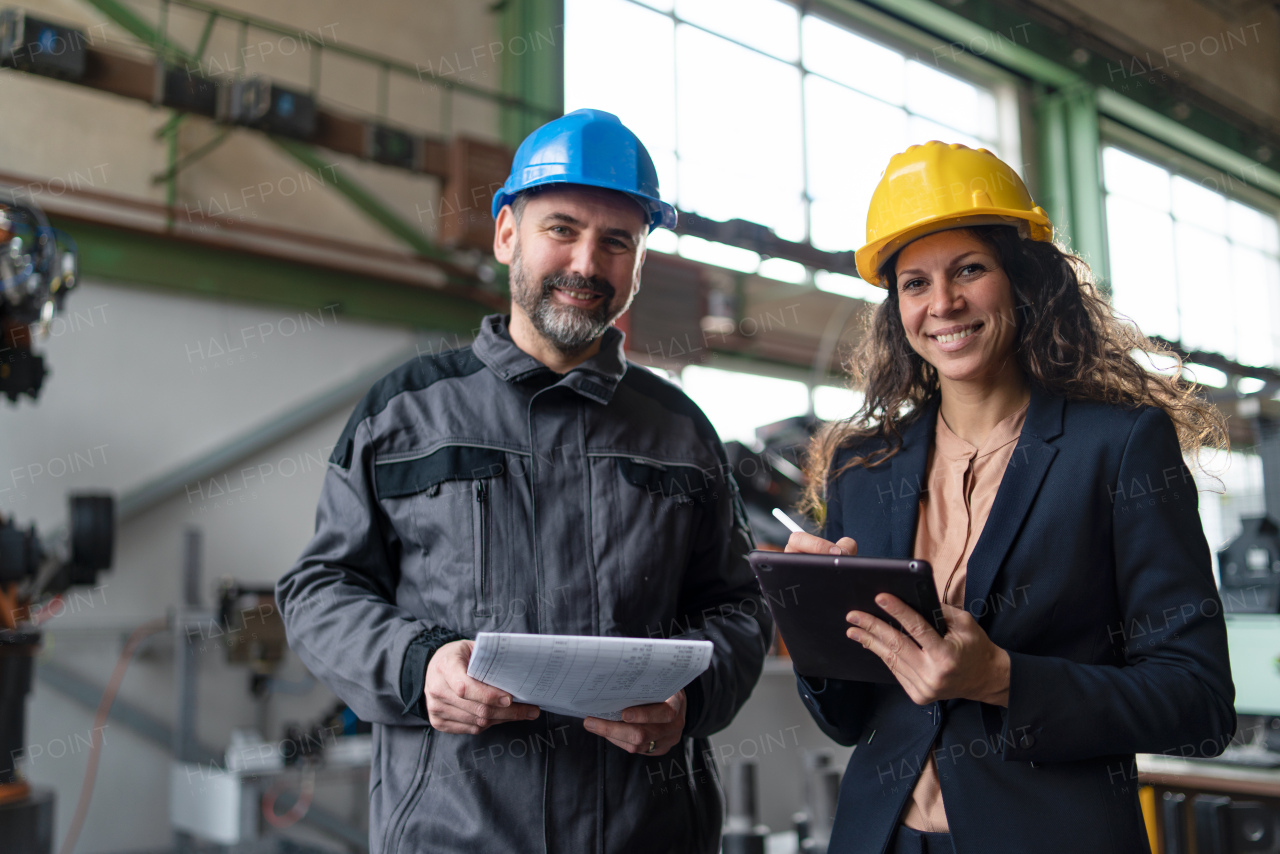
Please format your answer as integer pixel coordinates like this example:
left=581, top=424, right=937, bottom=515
left=928, top=321, right=984, bottom=350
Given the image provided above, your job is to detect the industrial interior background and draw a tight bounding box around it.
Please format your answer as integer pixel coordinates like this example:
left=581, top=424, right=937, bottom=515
left=1, top=0, right=1279, bottom=852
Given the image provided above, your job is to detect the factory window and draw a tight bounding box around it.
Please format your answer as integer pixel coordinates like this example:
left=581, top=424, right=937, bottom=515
left=677, top=365, right=860, bottom=448
left=680, top=366, right=811, bottom=445
left=1102, top=145, right=1280, bottom=369
left=1195, top=447, right=1265, bottom=576
left=564, top=0, right=1007, bottom=283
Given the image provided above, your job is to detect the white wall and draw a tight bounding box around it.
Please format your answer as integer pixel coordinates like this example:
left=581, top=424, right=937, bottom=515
left=4, top=277, right=425, bottom=853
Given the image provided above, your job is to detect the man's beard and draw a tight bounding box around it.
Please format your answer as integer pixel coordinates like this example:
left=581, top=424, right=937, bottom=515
left=510, top=245, right=631, bottom=355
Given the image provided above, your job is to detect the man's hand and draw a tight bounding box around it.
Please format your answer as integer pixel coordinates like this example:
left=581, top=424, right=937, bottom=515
left=847, top=596, right=1011, bottom=707
left=583, top=690, right=686, bottom=756
left=424, top=640, right=540, bottom=734
left=785, top=531, right=857, bottom=557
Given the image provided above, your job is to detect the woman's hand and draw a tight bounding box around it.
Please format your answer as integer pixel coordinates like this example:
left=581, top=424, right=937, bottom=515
left=848, top=595, right=1011, bottom=707
left=785, top=531, right=858, bottom=556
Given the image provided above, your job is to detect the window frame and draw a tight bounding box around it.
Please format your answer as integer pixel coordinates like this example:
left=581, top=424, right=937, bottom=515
left=1099, top=120, right=1280, bottom=362
left=1101, top=118, right=1280, bottom=226
left=593, top=0, right=1029, bottom=262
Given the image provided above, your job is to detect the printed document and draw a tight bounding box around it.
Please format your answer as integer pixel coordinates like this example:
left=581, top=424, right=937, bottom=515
left=467, top=632, right=714, bottom=720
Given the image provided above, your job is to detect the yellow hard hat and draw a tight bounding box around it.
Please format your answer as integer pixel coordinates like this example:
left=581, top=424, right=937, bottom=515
left=855, top=141, right=1054, bottom=287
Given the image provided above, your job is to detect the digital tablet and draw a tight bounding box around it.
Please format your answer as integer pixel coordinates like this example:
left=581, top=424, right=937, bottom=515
left=748, top=551, right=947, bottom=684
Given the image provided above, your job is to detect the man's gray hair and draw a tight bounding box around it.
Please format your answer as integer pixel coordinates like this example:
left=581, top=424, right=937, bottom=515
left=510, top=190, right=534, bottom=224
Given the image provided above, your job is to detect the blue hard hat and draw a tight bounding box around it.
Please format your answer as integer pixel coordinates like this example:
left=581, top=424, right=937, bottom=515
left=491, top=108, right=677, bottom=232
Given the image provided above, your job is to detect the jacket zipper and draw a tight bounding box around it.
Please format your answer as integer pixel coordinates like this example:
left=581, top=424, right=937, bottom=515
left=474, top=479, right=490, bottom=615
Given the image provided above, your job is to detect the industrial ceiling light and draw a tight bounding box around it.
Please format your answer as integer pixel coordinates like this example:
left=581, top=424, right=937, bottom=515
left=217, top=77, right=317, bottom=140
left=367, top=124, right=421, bottom=170
left=154, top=62, right=218, bottom=118
left=0, top=9, right=87, bottom=81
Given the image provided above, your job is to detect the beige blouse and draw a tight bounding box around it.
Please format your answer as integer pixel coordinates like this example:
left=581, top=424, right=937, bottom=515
left=901, top=401, right=1028, bottom=833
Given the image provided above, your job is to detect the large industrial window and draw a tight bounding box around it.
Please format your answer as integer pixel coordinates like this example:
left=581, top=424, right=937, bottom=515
left=1102, top=143, right=1280, bottom=564
left=1103, top=145, right=1280, bottom=369
left=564, top=0, right=1013, bottom=444
left=564, top=0, right=1009, bottom=278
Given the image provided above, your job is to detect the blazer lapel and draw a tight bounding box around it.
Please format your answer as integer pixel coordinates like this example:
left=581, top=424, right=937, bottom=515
left=964, top=386, right=1064, bottom=618
left=886, top=397, right=939, bottom=559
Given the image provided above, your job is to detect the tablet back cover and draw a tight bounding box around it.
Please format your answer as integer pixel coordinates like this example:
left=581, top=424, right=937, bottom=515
left=749, top=552, right=942, bottom=683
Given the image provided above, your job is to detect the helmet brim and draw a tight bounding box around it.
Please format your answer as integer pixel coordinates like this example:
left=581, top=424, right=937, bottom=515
left=855, top=209, right=1053, bottom=287
left=491, top=177, right=677, bottom=233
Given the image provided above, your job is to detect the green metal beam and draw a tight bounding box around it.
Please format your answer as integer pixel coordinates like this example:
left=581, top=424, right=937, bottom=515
left=851, top=0, right=1279, bottom=186
left=272, top=138, right=454, bottom=264
left=151, top=127, right=230, bottom=185
left=501, top=0, right=565, bottom=147
left=815, top=0, right=1078, bottom=87
left=191, top=8, right=218, bottom=60
left=78, top=0, right=459, bottom=265
left=82, top=0, right=193, bottom=62
left=54, top=214, right=495, bottom=332
left=1097, top=88, right=1280, bottom=200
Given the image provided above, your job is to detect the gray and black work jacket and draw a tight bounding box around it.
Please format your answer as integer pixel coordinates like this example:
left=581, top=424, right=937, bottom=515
left=277, top=314, right=772, bottom=854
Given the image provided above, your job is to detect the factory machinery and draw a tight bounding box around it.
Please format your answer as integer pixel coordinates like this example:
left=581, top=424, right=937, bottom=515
left=0, top=191, right=115, bottom=854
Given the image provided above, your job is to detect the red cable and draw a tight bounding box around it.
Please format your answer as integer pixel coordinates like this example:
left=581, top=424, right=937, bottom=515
left=261, top=766, right=316, bottom=828
left=57, top=618, right=167, bottom=854
left=29, top=595, right=64, bottom=626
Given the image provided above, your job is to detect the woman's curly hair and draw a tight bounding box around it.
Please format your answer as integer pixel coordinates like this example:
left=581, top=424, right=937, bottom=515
left=799, top=224, right=1228, bottom=520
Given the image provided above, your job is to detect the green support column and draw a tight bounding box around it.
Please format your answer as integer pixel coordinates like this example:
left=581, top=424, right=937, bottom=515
left=1034, top=89, right=1071, bottom=248
left=1063, top=86, right=1109, bottom=291
left=500, top=0, right=565, bottom=147
left=1035, top=84, right=1110, bottom=293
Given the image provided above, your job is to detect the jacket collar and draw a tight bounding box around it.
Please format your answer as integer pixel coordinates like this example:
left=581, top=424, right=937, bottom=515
left=471, top=313, right=628, bottom=405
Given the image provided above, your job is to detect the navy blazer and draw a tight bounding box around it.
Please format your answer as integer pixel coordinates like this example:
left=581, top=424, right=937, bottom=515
left=798, top=385, right=1236, bottom=854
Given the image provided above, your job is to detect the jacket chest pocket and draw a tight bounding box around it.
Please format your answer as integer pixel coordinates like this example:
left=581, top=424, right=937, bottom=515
left=592, top=454, right=715, bottom=627
left=376, top=445, right=519, bottom=633
left=616, top=457, right=715, bottom=510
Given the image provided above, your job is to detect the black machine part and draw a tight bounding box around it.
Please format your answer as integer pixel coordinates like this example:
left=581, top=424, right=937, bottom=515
left=0, top=787, right=53, bottom=854
left=722, top=760, right=769, bottom=854
left=1217, top=516, right=1280, bottom=614
left=0, top=189, right=78, bottom=403
left=0, top=343, right=47, bottom=403
left=0, top=518, right=40, bottom=584
left=1164, top=792, right=1190, bottom=854
left=1195, top=794, right=1279, bottom=853
left=34, top=494, right=114, bottom=595
left=799, top=751, right=840, bottom=853
left=68, top=494, right=114, bottom=580
left=0, top=633, right=39, bottom=785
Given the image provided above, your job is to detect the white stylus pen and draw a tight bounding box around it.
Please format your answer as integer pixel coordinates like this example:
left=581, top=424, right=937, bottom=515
left=772, top=508, right=805, bottom=534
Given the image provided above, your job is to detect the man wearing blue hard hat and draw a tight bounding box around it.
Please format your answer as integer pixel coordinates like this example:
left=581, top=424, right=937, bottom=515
left=278, top=109, right=770, bottom=853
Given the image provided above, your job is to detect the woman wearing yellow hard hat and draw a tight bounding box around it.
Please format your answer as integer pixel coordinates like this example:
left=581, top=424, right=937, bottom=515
left=787, top=142, right=1236, bottom=854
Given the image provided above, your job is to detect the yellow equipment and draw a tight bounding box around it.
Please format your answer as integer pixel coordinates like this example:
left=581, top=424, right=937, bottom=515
left=855, top=141, right=1054, bottom=287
